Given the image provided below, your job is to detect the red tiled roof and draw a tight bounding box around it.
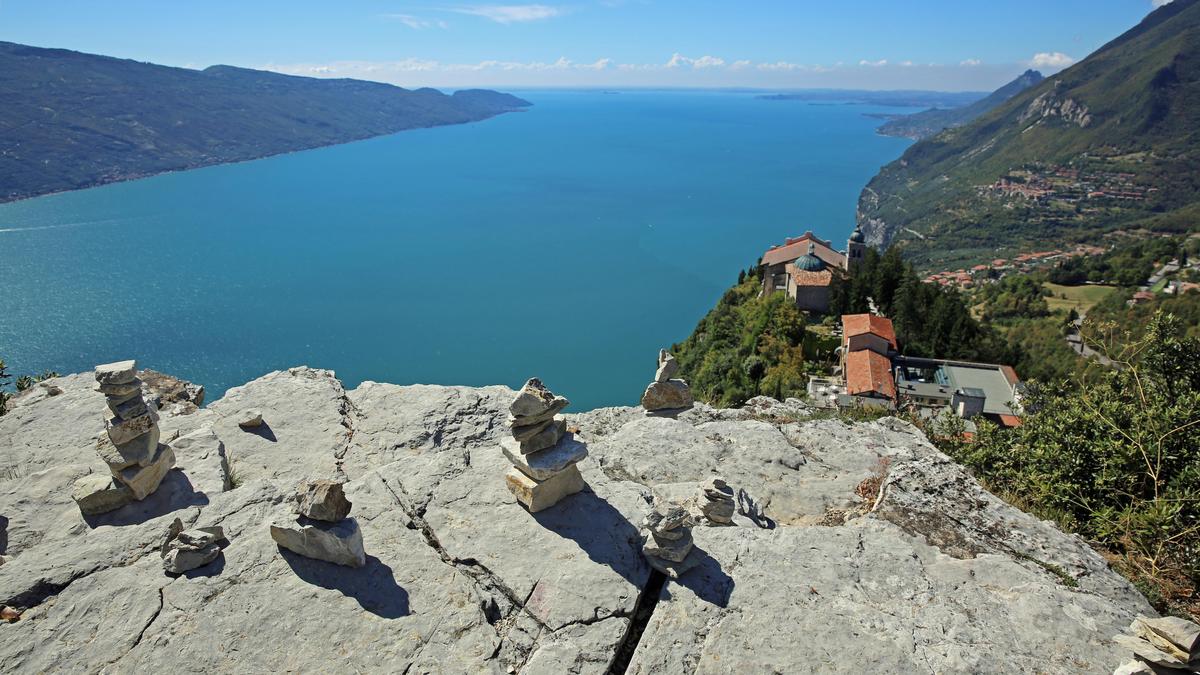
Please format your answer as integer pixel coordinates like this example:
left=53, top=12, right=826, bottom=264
left=841, top=313, right=897, bottom=349
left=999, top=365, right=1020, bottom=386
left=845, top=350, right=895, bottom=400
left=761, top=232, right=846, bottom=268
left=789, top=267, right=833, bottom=287
left=997, top=414, right=1022, bottom=428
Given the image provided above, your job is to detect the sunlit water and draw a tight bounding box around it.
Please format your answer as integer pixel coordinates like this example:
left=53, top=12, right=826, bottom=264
left=0, top=90, right=913, bottom=409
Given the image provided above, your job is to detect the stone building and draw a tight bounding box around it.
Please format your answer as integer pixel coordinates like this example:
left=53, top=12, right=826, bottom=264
left=759, top=225, right=868, bottom=313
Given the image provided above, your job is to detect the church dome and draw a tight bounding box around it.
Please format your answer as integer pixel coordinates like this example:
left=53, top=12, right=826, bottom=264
left=849, top=226, right=865, bottom=243
left=793, top=242, right=826, bottom=271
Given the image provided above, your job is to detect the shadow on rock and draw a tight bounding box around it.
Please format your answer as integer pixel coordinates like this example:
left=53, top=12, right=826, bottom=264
left=280, top=550, right=410, bottom=619
left=670, top=545, right=734, bottom=608
left=0, top=515, right=8, bottom=554
left=244, top=423, right=277, bottom=442
left=84, top=470, right=209, bottom=528
left=531, top=486, right=649, bottom=588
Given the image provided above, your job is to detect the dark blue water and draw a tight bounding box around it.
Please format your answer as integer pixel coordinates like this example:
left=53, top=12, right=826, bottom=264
left=0, top=90, right=912, bottom=409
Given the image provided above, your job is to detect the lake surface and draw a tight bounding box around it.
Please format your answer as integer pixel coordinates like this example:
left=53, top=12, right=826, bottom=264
left=0, top=90, right=912, bottom=410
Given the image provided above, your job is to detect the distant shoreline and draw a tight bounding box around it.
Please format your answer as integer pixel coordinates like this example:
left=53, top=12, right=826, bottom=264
left=0, top=110, right=524, bottom=208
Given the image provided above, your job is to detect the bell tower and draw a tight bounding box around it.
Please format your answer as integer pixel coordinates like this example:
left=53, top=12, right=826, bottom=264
left=846, top=225, right=866, bottom=274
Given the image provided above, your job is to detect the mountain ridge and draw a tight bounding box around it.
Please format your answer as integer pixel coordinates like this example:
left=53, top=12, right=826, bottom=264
left=856, top=0, right=1200, bottom=268
left=877, top=69, right=1045, bottom=140
left=0, top=42, right=530, bottom=203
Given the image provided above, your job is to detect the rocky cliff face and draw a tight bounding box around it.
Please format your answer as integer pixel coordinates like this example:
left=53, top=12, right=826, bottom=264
left=0, top=367, right=1155, bottom=672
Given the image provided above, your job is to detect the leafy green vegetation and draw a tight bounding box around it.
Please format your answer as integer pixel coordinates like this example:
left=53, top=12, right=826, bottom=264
left=857, top=0, right=1200, bottom=267
left=830, top=248, right=1015, bottom=364
left=1047, top=237, right=1182, bottom=286
left=930, top=312, right=1200, bottom=618
left=0, top=41, right=530, bottom=203
left=672, top=269, right=835, bottom=407
left=1044, top=282, right=1117, bottom=314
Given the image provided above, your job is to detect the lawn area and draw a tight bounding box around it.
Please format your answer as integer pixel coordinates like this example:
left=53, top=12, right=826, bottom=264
left=1044, top=282, right=1117, bottom=314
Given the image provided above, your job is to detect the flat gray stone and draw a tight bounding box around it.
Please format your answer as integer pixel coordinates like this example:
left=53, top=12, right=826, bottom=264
left=71, top=473, right=133, bottom=515
left=105, top=407, right=159, bottom=446
left=642, top=527, right=693, bottom=563
left=94, top=360, right=137, bottom=385
left=654, top=350, right=679, bottom=383
left=501, top=434, right=587, bottom=481
left=517, top=417, right=567, bottom=455
left=504, top=463, right=585, bottom=513
left=107, top=395, right=149, bottom=421
left=510, top=378, right=565, bottom=418
left=113, top=443, right=175, bottom=500
left=294, top=479, right=352, bottom=522
left=94, top=378, right=142, bottom=398
left=641, top=379, right=694, bottom=411
left=270, top=515, right=366, bottom=568
left=237, top=409, right=264, bottom=429
left=96, top=425, right=160, bottom=470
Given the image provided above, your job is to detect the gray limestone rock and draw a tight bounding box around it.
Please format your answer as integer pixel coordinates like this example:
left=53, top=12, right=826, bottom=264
left=654, top=349, right=679, bottom=383
left=504, top=463, right=585, bottom=513
left=112, top=443, right=176, bottom=500
left=270, top=516, right=366, bottom=568
left=105, top=407, right=160, bottom=446
left=641, top=379, right=694, bottom=412
left=502, top=434, right=587, bottom=481
left=517, top=417, right=567, bottom=455
left=94, top=378, right=142, bottom=398
left=0, top=373, right=1164, bottom=673
left=642, top=527, right=693, bottom=563
left=237, top=409, right=264, bottom=429
left=94, top=360, right=137, bottom=385
left=510, top=378, right=563, bottom=417
left=293, top=479, right=352, bottom=522
left=698, top=476, right=736, bottom=524
left=107, top=395, right=149, bottom=421
left=96, top=425, right=160, bottom=470
left=161, top=523, right=226, bottom=574
left=509, top=413, right=560, bottom=442
left=71, top=473, right=133, bottom=515
left=168, top=427, right=232, bottom=494
left=509, top=396, right=569, bottom=431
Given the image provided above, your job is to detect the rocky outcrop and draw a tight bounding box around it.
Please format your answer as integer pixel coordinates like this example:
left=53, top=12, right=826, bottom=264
left=1019, top=89, right=1094, bottom=128
left=0, top=367, right=1160, bottom=672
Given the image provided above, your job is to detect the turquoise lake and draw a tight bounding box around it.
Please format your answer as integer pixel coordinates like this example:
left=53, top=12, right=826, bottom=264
left=0, top=90, right=913, bottom=410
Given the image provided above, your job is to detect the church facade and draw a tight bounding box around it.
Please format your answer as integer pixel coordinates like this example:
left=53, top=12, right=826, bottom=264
left=759, top=226, right=867, bottom=313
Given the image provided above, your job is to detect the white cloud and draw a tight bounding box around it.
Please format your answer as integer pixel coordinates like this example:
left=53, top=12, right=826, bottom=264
left=1151, top=0, right=1174, bottom=7
left=665, top=53, right=725, bottom=69
left=729, top=60, right=752, bottom=70
left=454, top=4, right=562, bottom=24
left=960, top=58, right=982, bottom=66
left=383, top=14, right=448, bottom=29
left=1029, top=52, right=1075, bottom=69
left=858, top=59, right=888, bottom=67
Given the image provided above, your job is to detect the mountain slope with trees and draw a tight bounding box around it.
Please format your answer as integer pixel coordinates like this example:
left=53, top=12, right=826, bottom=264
left=0, top=42, right=530, bottom=202
left=857, top=0, right=1200, bottom=268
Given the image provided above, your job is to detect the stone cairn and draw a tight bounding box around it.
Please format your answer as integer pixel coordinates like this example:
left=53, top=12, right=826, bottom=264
left=640, top=349, right=694, bottom=413
left=160, top=517, right=227, bottom=574
left=270, top=479, right=366, bottom=568
left=641, top=498, right=698, bottom=578
left=502, top=378, right=587, bottom=513
left=1113, top=615, right=1199, bottom=674
left=696, top=477, right=735, bottom=525
left=72, top=360, right=176, bottom=516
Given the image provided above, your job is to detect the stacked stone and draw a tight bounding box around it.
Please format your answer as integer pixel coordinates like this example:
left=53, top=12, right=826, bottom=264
left=1113, top=615, right=1199, bottom=674
left=270, top=480, right=366, bottom=568
left=641, top=498, right=698, bottom=578
left=641, top=349, right=694, bottom=412
left=696, top=477, right=736, bottom=525
left=160, top=517, right=227, bottom=574
left=502, top=378, right=587, bottom=513
left=72, top=360, right=176, bottom=515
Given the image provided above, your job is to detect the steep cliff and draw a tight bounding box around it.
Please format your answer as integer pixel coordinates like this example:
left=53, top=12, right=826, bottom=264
left=0, top=367, right=1155, bottom=672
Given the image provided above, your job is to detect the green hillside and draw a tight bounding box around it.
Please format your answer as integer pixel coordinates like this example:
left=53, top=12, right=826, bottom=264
left=857, top=0, right=1200, bottom=269
left=878, top=70, right=1045, bottom=140
left=0, top=42, right=530, bottom=203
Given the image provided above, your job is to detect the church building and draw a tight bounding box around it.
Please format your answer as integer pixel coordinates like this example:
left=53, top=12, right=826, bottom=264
left=759, top=226, right=867, bottom=313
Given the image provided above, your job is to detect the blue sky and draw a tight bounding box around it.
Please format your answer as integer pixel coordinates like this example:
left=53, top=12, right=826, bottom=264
left=0, top=1, right=1172, bottom=90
